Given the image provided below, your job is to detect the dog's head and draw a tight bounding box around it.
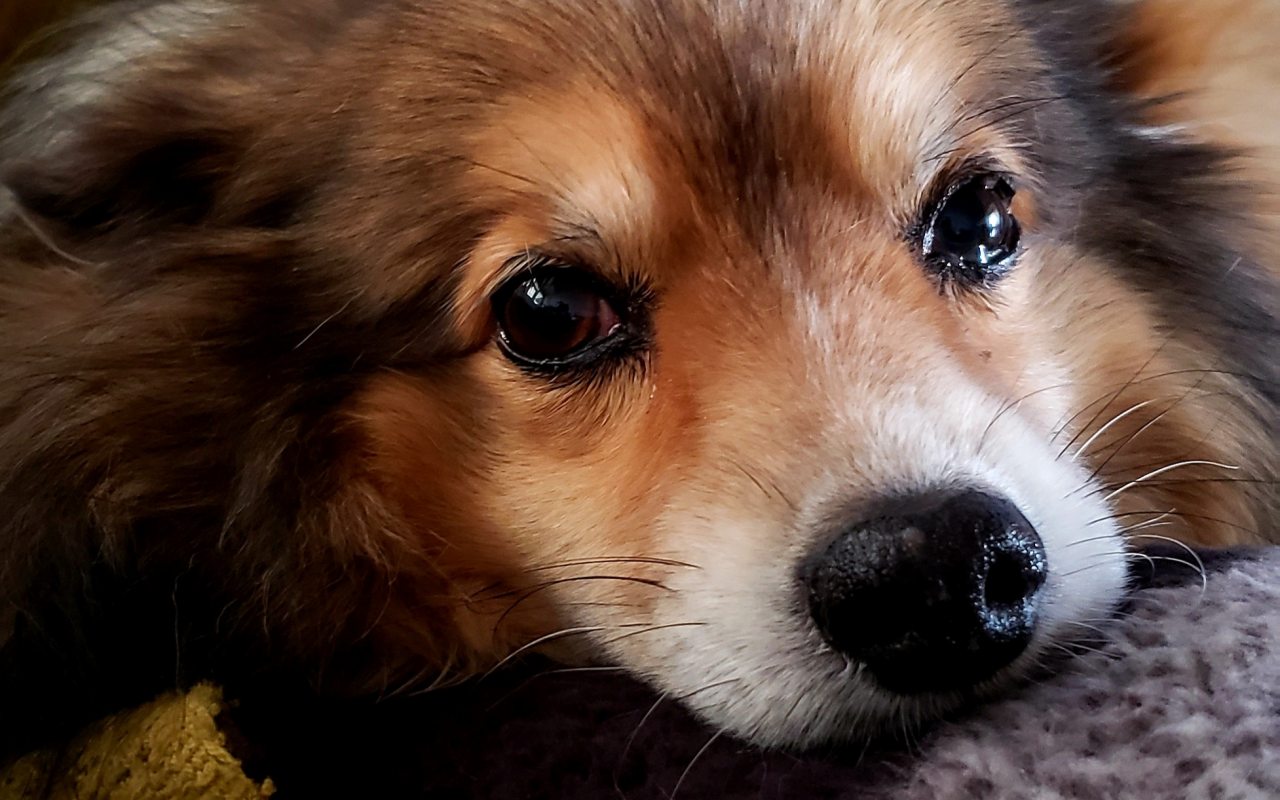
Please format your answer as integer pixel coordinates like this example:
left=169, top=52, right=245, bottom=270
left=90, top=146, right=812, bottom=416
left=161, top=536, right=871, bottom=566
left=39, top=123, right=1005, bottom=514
left=1, top=0, right=1274, bottom=747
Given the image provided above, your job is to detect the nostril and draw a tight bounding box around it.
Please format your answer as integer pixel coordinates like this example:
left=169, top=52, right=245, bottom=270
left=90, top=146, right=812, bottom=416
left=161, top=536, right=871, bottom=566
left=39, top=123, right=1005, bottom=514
left=982, top=526, right=1048, bottom=615
left=984, top=549, right=1035, bottom=610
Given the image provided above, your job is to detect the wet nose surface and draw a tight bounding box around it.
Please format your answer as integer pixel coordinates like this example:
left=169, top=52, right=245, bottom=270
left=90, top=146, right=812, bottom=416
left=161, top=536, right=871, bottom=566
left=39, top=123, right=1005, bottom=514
left=804, top=489, right=1047, bottom=694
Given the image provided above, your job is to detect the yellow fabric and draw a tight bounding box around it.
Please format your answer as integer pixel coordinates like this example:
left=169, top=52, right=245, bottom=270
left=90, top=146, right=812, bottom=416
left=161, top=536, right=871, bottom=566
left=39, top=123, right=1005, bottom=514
left=0, top=685, right=273, bottom=800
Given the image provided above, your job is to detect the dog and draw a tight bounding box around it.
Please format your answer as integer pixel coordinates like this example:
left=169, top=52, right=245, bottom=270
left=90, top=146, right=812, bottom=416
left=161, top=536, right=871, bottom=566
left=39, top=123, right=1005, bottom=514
left=0, top=0, right=1276, bottom=756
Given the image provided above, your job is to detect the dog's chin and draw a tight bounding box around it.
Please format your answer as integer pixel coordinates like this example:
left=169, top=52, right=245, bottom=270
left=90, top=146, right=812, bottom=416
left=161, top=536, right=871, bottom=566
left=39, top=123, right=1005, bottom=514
left=631, top=565, right=1127, bottom=750
left=691, top=612, right=1117, bottom=750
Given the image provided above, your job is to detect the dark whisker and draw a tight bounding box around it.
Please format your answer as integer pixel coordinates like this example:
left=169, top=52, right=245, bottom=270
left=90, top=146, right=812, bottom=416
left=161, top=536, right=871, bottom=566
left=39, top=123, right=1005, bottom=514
left=939, top=94, right=1069, bottom=142
left=731, top=460, right=800, bottom=514
left=439, top=154, right=540, bottom=188
left=518, top=556, right=703, bottom=575
left=480, top=573, right=672, bottom=602
left=469, top=557, right=694, bottom=601
left=953, top=96, right=1071, bottom=146
left=600, top=621, right=709, bottom=647
left=489, top=575, right=673, bottom=635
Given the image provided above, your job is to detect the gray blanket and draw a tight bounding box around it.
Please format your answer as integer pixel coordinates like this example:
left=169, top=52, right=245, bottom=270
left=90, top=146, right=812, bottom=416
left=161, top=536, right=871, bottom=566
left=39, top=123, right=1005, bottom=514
left=874, top=549, right=1279, bottom=799
left=231, top=549, right=1280, bottom=798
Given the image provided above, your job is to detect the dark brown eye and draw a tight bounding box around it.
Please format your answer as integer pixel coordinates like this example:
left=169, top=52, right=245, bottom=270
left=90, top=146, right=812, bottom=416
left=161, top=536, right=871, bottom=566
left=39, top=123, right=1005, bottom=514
left=493, top=266, right=623, bottom=366
left=923, top=175, right=1020, bottom=283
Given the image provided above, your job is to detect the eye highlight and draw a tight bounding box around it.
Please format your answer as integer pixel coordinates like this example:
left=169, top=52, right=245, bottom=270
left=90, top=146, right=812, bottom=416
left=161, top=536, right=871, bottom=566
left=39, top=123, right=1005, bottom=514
left=492, top=262, right=630, bottom=371
left=921, top=174, right=1021, bottom=285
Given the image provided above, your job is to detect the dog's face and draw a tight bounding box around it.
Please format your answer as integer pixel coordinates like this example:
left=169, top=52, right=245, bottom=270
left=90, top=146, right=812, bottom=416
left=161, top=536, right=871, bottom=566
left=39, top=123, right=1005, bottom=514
left=2, top=0, right=1274, bottom=747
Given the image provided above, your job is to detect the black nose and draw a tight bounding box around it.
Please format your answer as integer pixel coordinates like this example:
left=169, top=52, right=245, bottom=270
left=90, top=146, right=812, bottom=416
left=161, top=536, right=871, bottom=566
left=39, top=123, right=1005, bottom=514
left=803, top=489, right=1047, bottom=694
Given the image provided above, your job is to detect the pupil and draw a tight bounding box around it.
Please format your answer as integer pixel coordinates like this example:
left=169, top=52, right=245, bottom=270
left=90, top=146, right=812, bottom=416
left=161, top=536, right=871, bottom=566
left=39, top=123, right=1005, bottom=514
left=940, top=188, right=1000, bottom=250
left=940, top=193, right=986, bottom=249
left=506, top=275, right=599, bottom=357
left=930, top=178, right=1015, bottom=270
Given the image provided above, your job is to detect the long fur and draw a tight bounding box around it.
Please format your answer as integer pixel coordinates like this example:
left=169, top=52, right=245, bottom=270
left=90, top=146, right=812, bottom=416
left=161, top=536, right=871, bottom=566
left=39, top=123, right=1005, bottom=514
left=0, top=0, right=1275, bottom=757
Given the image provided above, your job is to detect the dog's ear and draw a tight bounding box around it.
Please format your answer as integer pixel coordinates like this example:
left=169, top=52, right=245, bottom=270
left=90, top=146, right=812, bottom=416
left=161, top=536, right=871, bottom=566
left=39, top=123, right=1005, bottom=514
left=1103, top=0, right=1280, bottom=135
left=0, top=1, right=317, bottom=240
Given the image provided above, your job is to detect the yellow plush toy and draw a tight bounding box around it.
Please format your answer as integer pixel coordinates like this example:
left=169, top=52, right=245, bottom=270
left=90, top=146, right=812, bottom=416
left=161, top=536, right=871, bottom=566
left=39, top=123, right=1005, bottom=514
left=0, top=685, right=272, bottom=800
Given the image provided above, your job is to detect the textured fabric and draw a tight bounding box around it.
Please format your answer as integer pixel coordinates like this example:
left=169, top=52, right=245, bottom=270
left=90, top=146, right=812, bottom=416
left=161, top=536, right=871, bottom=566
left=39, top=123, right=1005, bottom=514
left=887, top=551, right=1280, bottom=800
left=233, top=549, right=1280, bottom=799
left=0, top=684, right=273, bottom=800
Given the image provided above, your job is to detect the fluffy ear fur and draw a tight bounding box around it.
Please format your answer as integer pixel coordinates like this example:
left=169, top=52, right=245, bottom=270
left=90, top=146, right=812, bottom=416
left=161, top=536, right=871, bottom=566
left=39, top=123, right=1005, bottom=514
left=0, top=0, right=450, bottom=759
left=0, top=0, right=348, bottom=244
left=4, top=3, right=227, bottom=227
left=1099, top=0, right=1280, bottom=520
left=1103, top=0, right=1280, bottom=191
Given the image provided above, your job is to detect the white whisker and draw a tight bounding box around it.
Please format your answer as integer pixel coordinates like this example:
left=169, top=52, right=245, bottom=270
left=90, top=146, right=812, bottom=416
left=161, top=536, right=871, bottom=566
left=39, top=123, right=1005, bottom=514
left=1119, top=512, right=1177, bottom=534
left=482, top=626, right=608, bottom=678
left=1124, top=534, right=1209, bottom=597
left=1069, top=398, right=1161, bottom=463
left=670, top=729, right=723, bottom=800
left=1102, top=461, right=1240, bottom=503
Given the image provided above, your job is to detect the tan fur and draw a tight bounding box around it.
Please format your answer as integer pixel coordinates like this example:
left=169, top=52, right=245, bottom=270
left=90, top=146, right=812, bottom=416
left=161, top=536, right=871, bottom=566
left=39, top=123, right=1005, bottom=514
left=1112, top=0, right=1280, bottom=223
left=0, top=0, right=1275, bottom=747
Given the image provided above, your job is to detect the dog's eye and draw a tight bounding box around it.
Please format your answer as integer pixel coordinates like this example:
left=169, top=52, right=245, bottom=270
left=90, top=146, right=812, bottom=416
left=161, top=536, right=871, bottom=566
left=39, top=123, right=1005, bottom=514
left=494, top=266, right=623, bottom=366
left=922, top=175, right=1020, bottom=282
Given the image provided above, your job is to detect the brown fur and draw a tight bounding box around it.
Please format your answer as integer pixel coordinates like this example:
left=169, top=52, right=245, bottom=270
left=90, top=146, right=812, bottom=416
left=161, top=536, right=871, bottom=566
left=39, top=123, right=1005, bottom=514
left=1109, top=0, right=1280, bottom=233
left=0, top=3, right=90, bottom=67
left=0, top=0, right=1276, bottom=753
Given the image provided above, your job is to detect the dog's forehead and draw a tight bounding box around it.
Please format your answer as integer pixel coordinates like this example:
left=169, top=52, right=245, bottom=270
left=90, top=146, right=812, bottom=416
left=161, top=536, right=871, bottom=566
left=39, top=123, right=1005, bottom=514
left=448, top=0, right=1042, bottom=262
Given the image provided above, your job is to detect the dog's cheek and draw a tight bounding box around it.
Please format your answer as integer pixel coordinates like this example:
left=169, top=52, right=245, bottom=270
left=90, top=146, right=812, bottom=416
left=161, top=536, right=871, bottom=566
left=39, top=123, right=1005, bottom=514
left=1023, top=248, right=1265, bottom=547
left=345, top=370, right=569, bottom=673
left=477, top=366, right=708, bottom=634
